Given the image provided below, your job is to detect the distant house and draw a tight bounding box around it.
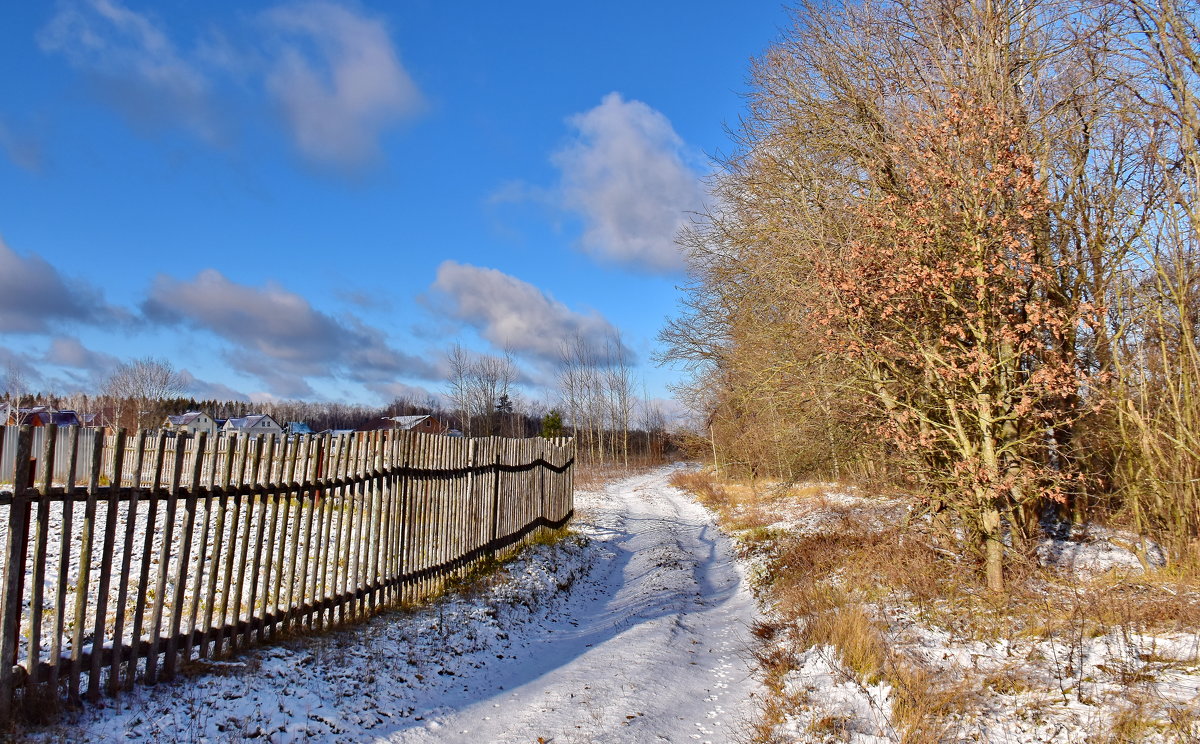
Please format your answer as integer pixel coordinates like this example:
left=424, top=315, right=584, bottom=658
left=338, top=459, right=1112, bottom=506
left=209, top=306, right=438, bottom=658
left=381, top=415, right=446, bottom=434
left=222, top=413, right=284, bottom=438
left=285, top=421, right=313, bottom=436
left=7, top=407, right=87, bottom=427
left=50, top=410, right=83, bottom=427
left=165, top=411, right=218, bottom=437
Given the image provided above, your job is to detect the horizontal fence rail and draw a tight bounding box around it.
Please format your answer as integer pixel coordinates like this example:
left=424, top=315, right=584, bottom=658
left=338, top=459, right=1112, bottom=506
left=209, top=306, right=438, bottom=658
left=0, top=425, right=575, bottom=718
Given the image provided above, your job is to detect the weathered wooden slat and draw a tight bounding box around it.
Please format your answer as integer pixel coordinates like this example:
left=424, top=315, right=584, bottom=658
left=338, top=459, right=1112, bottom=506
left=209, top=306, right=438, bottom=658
left=368, top=431, right=384, bottom=612
left=215, top=434, right=249, bottom=657
left=391, top=433, right=407, bottom=605
left=48, top=425, right=80, bottom=694
left=87, top=429, right=128, bottom=701
left=145, top=433, right=186, bottom=685
left=67, top=430, right=105, bottom=703
left=291, top=435, right=317, bottom=632
left=109, top=430, right=146, bottom=692
left=282, top=435, right=310, bottom=632
left=246, top=435, right=274, bottom=646
left=270, top=434, right=298, bottom=636
left=363, top=431, right=378, bottom=615
left=414, top=436, right=430, bottom=601
left=349, top=433, right=367, bottom=619
left=184, top=434, right=219, bottom=662
left=201, top=436, right=234, bottom=659
left=433, top=436, right=446, bottom=589
left=343, top=432, right=361, bottom=621
left=231, top=436, right=264, bottom=653
left=396, top=432, right=412, bottom=605
left=382, top=434, right=395, bottom=606
left=316, top=434, right=339, bottom=628
left=435, top=436, right=449, bottom=589
left=331, top=434, right=352, bottom=624
left=0, top=426, right=34, bottom=718
left=26, top=425, right=57, bottom=692
left=123, top=431, right=165, bottom=690
left=166, top=432, right=206, bottom=679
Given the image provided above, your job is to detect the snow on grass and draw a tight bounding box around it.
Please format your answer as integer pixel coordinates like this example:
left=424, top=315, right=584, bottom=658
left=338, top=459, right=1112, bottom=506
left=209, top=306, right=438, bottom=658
left=24, top=533, right=595, bottom=743
left=673, top=470, right=1200, bottom=743
left=1037, top=522, right=1168, bottom=577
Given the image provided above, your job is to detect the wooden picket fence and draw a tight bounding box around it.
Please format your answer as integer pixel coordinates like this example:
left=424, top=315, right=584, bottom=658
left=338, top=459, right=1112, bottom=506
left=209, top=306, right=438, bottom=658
left=0, top=425, right=575, bottom=718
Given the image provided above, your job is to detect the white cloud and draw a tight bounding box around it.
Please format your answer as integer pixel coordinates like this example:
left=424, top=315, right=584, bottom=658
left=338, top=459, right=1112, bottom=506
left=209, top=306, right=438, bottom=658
left=364, top=381, right=437, bottom=404
left=262, top=1, right=423, bottom=172
left=552, top=92, right=706, bottom=273
left=142, top=268, right=439, bottom=396
left=0, top=238, right=128, bottom=333
left=38, top=1, right=422, bottom=172
left=43, top=337, right=119, bottom=375
left=423, top=261, right=633, bottom=365
left=178, top=369, right=251, bottom=402
left=38, top=0, right=223, bottom=143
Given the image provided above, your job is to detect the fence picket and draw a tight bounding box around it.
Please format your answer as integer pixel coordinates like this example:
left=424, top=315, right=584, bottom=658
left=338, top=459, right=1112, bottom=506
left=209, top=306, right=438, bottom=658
left=167, top=431, right=206, bottom=679
left=67, top=431, right=104, bottom=703
left=246, top=436, right=274, bottom=647
left=109, top=430, right=146, bottom=692
left=87, top=430, right=128, bottom=701
left=27, top=425, right=57, bottom=692
left=145, top=433, right=186, bottom=685
left=47, top=425, right=80, bottom=695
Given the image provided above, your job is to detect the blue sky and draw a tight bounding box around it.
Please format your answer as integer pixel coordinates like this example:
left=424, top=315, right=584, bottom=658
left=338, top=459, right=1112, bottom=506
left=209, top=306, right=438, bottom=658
left=0, top=0, right=786, bottom=411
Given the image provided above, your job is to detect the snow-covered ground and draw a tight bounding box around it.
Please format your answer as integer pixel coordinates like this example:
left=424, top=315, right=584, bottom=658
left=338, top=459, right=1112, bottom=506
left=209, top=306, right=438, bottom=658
left=708, top=482, right=1200, bottom=743
left=26, top=466, right=761, bottom=743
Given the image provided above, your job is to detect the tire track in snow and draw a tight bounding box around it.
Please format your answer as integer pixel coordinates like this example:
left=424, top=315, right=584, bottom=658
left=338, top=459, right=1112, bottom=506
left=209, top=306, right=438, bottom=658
left=389, top=466, right=760, bottom=744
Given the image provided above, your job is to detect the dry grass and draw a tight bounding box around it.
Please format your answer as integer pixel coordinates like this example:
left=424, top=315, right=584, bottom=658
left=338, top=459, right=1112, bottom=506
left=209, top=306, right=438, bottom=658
left=673, top=469, right=976, bottom=740
left=672, top=468, right=1200, bottom=743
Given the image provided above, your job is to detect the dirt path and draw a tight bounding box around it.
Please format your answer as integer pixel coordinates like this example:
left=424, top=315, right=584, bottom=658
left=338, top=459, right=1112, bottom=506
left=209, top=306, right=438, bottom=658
left=389, top=466, right=761, bottom=744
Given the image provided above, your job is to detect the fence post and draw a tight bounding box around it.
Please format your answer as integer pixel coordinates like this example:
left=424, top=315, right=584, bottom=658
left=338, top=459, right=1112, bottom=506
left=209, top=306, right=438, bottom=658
left=0, top=425, right=34, bottom=720
left=26, top=425, right=58, bottom=693
left=539, top=439, right=547, bottom=532
left=490, top=438, right=501, bottom=556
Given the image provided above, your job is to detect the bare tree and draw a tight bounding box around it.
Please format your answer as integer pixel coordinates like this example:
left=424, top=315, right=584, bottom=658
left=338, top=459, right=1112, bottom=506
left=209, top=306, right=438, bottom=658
left=603, top=331, right=635, bottom=467
left=444, top=344, right=521, bottom=436
left=555, top=332, right=641, bottom=465
left=102, top=357, right=185, bottom=429
left=2, top=360, right=31, bottom=425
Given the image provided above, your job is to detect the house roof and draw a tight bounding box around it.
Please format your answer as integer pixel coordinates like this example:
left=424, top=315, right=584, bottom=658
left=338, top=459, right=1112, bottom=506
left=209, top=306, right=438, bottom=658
left=15, top=407, right=80, bottom=427
left=167, top=411, right=208, bottom=426
left=386, top=415, right=434, bottom=430
left=224, top=414, right=281, bottom=430
left=51, top=411, right=80, bottom=427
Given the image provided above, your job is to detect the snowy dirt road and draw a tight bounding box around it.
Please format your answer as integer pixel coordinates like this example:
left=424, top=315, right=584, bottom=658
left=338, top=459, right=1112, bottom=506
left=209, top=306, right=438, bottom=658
left=31, top=465, right=760, bottom=744
left=388, top=466, right=760, bottom=744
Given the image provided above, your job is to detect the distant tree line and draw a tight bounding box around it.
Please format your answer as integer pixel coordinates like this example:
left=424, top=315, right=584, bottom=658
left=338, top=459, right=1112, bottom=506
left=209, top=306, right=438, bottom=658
left=3, top=345, right=678, bottom=466
left=444, top=336, right=674, bottom=466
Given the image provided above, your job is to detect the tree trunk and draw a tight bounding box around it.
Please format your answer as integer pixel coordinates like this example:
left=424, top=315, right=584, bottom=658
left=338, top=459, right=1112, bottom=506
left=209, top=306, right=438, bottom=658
left=982, top=507, right=1005, bottom=592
